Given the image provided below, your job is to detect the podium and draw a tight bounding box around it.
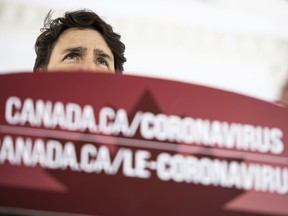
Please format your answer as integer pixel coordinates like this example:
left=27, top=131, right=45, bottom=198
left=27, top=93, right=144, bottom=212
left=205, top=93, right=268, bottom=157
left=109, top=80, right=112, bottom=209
left=0, top=72, right=287, bottom=215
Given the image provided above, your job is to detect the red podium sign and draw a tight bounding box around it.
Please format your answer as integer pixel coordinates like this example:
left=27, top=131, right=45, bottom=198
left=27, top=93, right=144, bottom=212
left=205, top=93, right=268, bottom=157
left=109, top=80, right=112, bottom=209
left=0, top=72, right=287, bottom=216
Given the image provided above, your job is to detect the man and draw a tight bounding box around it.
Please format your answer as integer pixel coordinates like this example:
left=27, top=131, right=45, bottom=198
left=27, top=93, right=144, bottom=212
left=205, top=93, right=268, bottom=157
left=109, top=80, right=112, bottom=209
left=278, top=78, right=288, bottom=106
left=34, top=9, right=126, bottom=73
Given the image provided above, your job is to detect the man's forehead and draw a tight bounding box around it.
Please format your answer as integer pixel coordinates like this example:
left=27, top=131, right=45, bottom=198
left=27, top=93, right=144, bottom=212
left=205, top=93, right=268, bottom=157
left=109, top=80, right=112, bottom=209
left=55, top=28, right=113, bottom=55
left=58, top=28, right=103, bottom=43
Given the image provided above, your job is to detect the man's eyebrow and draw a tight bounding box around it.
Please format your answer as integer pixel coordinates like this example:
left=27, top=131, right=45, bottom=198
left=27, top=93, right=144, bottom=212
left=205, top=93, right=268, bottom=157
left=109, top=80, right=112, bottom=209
left=61, top=46, right=87, bottom=54
left=94, top=49, right=113, bottom=60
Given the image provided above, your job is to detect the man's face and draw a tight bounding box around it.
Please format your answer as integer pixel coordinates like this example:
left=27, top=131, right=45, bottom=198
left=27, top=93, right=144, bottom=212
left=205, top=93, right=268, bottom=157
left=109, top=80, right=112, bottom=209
left=279, top=89, right=288, bottom=106
left=47, top=28, right=115, bottom=73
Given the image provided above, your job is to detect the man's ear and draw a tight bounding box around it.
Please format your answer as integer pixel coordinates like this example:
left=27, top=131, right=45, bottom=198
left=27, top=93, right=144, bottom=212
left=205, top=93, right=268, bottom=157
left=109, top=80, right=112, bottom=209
left=34, top=67, right=45, bottom=73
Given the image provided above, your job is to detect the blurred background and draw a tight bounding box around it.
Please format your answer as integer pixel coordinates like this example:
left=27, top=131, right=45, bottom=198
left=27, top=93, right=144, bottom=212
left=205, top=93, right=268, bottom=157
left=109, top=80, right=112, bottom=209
left=1, top=0, right=288, bottom=102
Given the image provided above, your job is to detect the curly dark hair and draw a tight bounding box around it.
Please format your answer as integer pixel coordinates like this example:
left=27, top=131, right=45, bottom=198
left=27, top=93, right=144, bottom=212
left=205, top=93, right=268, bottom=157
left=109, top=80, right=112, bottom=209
left=34, top=9, right=126, bottom=72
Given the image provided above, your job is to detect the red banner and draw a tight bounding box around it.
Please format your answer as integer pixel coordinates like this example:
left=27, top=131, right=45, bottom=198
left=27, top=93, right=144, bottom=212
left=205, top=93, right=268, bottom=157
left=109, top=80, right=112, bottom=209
left=0, top=72, right=287, bottom=216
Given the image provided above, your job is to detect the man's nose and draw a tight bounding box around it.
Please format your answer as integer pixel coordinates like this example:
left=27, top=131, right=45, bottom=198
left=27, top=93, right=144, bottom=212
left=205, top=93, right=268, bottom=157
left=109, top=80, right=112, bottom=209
left=79, top=58, right=98, bottom=72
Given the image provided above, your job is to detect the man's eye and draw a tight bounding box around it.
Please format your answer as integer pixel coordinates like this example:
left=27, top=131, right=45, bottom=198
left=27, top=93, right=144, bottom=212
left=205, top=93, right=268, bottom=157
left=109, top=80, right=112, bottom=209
left=96, top=58, right=109, bottom=67
left=64, top=53, right=79, bottom=61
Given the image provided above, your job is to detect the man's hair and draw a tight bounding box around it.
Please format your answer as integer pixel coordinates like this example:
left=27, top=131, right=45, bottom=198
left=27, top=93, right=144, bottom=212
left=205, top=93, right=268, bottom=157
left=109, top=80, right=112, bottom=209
left=34, top=9, right=126, bottom=72
left=282, top=78, right=288, bottom=92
